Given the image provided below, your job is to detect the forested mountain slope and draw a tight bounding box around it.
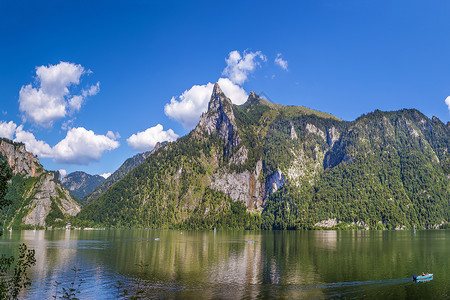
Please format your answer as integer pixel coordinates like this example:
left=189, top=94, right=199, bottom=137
left=83, top=142, right=166, bottom=204
left=0, top=139, right=80, bottom=228
left=61, top=171, right=105, bottom=202
left=77, top=84, right=449, bottom=229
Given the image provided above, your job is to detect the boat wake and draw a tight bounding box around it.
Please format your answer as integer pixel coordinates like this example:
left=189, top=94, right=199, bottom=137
left=285, top=277, right=413, bottom=298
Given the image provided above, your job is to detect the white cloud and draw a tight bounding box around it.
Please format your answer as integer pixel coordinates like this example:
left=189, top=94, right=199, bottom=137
left=3, top=122, right=119, bottom=165
left=164, top=82, right=215, bottom=129
left=18, top=62, right=99, bottom=127
left=53, top=127, right=119, bottom=165
left=222, top=50, right=266, bottom=85
left=58, top=169, right=67, bottom=178
left=445, top=96, right=450, bottom=112
left=82, top=82, right=100, bottom=97
left=275, top=53, right=288, bottom=70
left=14, top=125, right=53, bottom=158
left=68, top=95, right=84, bottom=112
left=164, top=78, right=248, bottom=129
left=106, top=131, right=121, bottom=140
left=127, top=124, right=178, bottom=152
left=217, top=78, right=248, bottom=105
left=0, top=121, right=17, bottom=139
left=100, top=172, right=111, bottom=179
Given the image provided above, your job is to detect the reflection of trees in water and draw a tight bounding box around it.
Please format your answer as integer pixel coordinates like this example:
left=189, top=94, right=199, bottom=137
left=6, top=229, right=448, bottom=299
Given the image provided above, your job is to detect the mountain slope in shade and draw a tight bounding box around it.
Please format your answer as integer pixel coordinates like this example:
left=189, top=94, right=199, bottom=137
left=0, top=138, right=80, bottom=228
left=84, top=142, right=166, bottom=204
left=77, top=84, right=449, bottom=229
left=61, top=171, right=105, bottom=202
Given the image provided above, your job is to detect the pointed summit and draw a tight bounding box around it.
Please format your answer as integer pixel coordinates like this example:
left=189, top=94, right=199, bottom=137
left=196, top=83, right=240, bottom=151
left=242, top=91, right=278, bottom=110
left=207, top=82, right=232, bottom=112
left=212, top=82, right=224, bottom=98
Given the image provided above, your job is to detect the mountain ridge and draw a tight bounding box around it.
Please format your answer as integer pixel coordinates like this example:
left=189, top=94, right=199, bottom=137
left=77, top=84, right=449, bottom=229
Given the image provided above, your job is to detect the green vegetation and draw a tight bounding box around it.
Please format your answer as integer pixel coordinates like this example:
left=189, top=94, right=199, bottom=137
left=77, top=94, right=448, bottom=230
left=262, top=109, right=449, bottom=229
left=0, top=156, right=36, bottom=299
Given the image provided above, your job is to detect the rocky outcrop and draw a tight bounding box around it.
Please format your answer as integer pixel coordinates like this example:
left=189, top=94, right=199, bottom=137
left=306, top=123, right=326, bottom=141
left=327, top=127, right=340, bottom=147
left=229, top=146, right=248, bottom=165
left=196, top=83, right=240, bottom=153
left=22, top=172, right=81, bottom=226
left=0, top=139, right=80, bottom=227
left=265, top=170, right=285, bottom=196
left=0, top=139, right=43, bottom=178
left=314, top=218, right=340, bottom=228
left=290, top=122, right=298, bottom=140
left=211, top=160, right=264, bottom=209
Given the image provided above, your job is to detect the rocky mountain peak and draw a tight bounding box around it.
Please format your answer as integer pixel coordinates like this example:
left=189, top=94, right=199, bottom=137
left=0, top=139, right=43, bottom=178
left=196, top=83, right=240, bottom=149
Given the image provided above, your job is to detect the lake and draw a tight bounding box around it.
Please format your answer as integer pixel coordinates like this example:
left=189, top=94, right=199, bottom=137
left=0, top=229, right=448, bottom=299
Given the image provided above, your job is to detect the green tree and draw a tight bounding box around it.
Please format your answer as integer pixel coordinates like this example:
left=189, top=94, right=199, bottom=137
left=0, top=159, right=36, bottom=299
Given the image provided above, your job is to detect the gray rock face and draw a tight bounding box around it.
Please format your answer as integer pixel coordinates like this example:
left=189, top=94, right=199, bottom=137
left=314, top=218, right=340, bottom=228
left=229, top=146, right=248, bottom=165
left=290, top=122, right=298, bottom=140
left=306, top=123, right=326, bottom=141
left=22, top=172, right=81, bottom=226
left=196, top=83, right=240, bottom=151
left=327, top=127, right=340, bottom=147
left=211, top=160, right=264, bottom=209
left=265, top=170, right=285, bottom=196
left=0, top=140, right=43, bottom=177
left=0, top=139, right=80, bottom=227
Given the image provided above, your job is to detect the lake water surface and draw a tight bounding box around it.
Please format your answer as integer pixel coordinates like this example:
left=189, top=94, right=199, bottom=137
left=0, top=229, right=448, bottom=299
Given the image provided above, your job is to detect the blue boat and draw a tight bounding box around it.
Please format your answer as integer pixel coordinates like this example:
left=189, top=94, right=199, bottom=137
left=413, top=273, right=433, bottom=282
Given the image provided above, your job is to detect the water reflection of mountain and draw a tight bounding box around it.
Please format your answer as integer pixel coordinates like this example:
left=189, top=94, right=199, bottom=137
left=1, top=230, right=447, bottom=299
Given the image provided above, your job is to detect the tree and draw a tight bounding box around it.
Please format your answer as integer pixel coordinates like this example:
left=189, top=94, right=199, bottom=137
left=0, top=159, right=36, bottom=299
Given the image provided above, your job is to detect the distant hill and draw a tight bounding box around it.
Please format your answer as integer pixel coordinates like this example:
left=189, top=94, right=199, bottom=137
left=0, top=138, right=80, bottom=228
left=77, top=84, right=449, bottom=229
left=61, top=171, right=105, bottom=202
left=84, top=141, right=166, bottom=204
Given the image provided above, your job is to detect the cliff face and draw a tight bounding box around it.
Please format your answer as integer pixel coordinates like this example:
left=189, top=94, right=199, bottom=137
left=0, top=140, right=43, bottom=177
left=0, top=139, right=80, bottom=228
left=78, top=84, right=449, bottom=229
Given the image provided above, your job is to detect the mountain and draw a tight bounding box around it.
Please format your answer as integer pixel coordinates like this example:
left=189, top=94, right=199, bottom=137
left=61, top=171, right=105, bottom=202
left=77, top=83, right=449, bottom=229
left=0, top=138, right=80, bottom=228
left=84, top=141, right=166, bottom=204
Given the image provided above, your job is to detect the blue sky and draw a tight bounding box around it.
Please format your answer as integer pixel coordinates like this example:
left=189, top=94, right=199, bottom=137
left=1, top=0, right=450, bottom=177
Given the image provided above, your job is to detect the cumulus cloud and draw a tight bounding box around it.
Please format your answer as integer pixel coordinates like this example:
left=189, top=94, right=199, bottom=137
left=164, top=82, right=215, bottom=129
left=127, top=124, right=178, bottom=152
left=100, top=172, right=111, bottom=179
left=0, top=121, right=18, bottom=139
left=18, top=62, right=99, bottom=127
left=58, top=169, right=67, bottom=178
left=164, top=78, right=248, bottom=129
left=222, top=50, right=266, bottom=85
left=445, top=96, right=450, bottom=112
left=2, top=121, right=119, bottom=165
left=53, top=127, right=119, bottom=165
left=275, top=53, right=288, bottom=70
left=217, top=78, right=248, bottom=104
left=14, top=125, right=53, bottom=158
left=106, top=131, right=121, bottom=140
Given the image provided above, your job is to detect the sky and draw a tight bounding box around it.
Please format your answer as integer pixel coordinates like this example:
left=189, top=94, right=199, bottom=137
left=1, top=0, right=450, bottom=177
